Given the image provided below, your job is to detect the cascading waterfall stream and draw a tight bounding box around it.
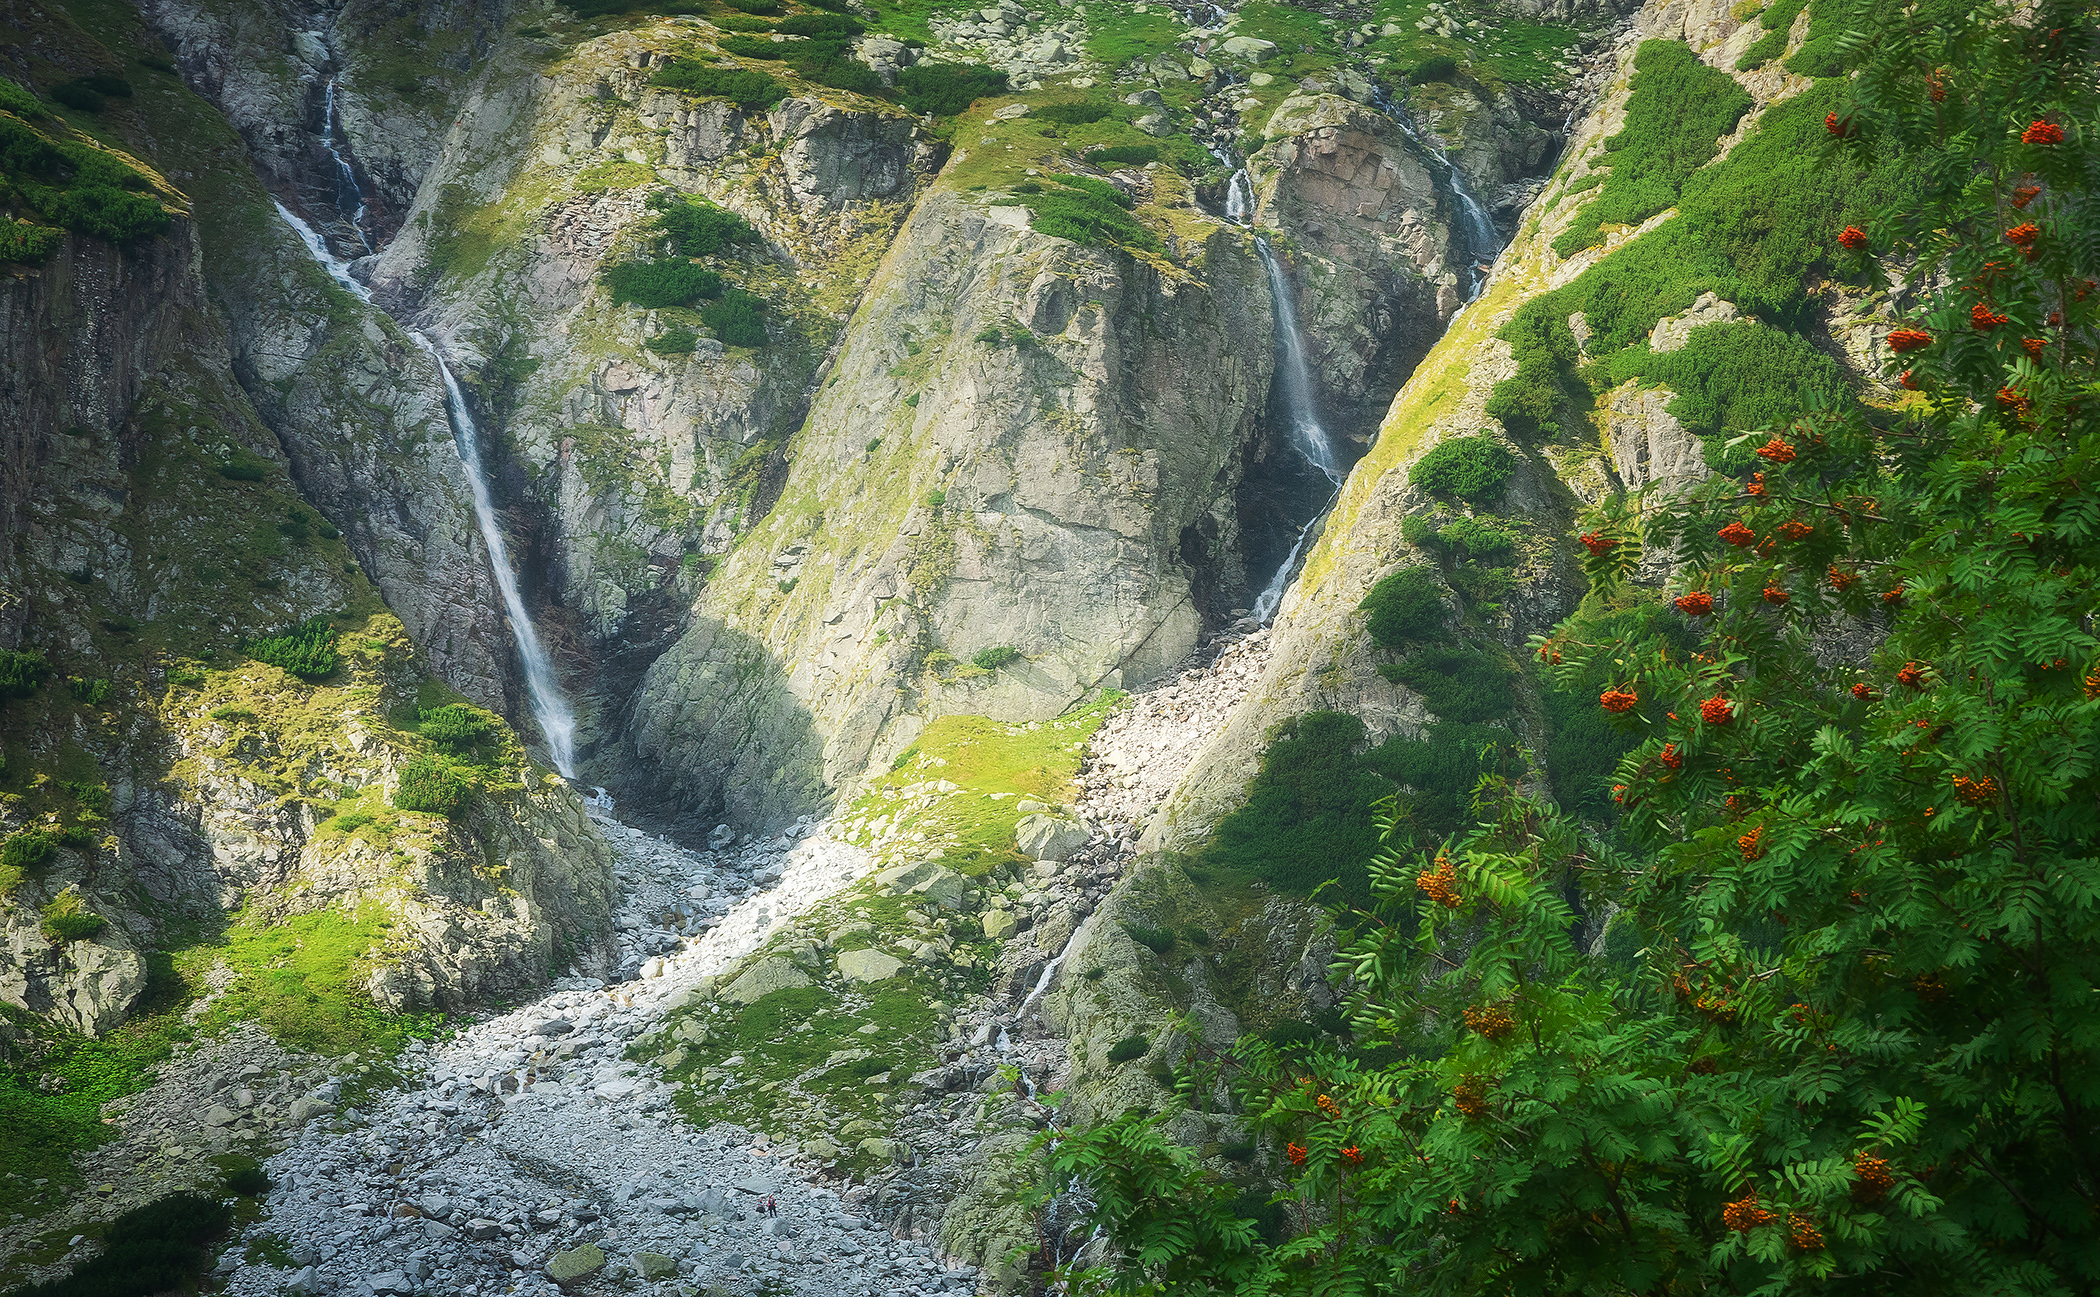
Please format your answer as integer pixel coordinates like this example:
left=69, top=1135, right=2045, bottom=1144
left=272, top=200, right=580, bottom=778
left=319, top=78, right=373, bottom=255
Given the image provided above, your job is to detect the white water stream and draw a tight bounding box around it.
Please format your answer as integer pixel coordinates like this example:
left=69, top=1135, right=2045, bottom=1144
left=271, top=202, right=579, bottom=777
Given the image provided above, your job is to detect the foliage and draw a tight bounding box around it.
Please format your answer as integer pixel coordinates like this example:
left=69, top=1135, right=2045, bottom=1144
left=393, top=757, right=472, bottom=817
left=1037, top=102, right=1113, bottom=125
left=649, top=191, right=757, bottom=256
left=2, top=830, right=62, bottom=873
left=971, top=646, right=1022, bottom=671
left=701, top=288, right=768, bottom=346
left=1435, top=515, right=1518, bottom=565
left=222, top=1163, right=272, bottom=1197
left=417, top=703, right=495, bottom=754
left=1376, top=648, right=1514, bottom=723
left=1084, top=144, right=1160, bottom=167
left=0, top=221, right=63, bottom=265
left=644, top=326, right=699, bottom=354
left=779, top=13, right=863, bottom=36
left=245, top=617, right=339, bottom=680
left=1607, top=320, right=1851, bottom=451
left=0, top=119, right=166, bottom=247
left=1735, top=0, right=1807, bottom=69
left=1106, top=1035, right=1151, bottom=1063
left=1408, top=435, right=1515, bottom=501
left=0, top=648, right=49, bottom=699
left=1199, top=712, right=1399, bottom=906
left=2, top=1191, right=228, bottom=1297
left=1553, top=42, right=1752, bottom=257
left=895, top=61, right=1007, bottom=116
left=1359, top=565, right=1446, bottom=647
left=647, top=60, right=788, bottom=109
left=1364, top=721, right=1524, bottom=840
left=214, top=449, right=270, bottom=481
left=1408, top=54, right=1460, bottom=84
left=1045, top=5, right=2100, bottom=1292
left=39, top=893, right=107, bottom=945
left=1122, top=923, right=1175, bottom=955
left=602, top=259, right=724, bottom=308
left=1488, top=78, right=1909, bottom=440
left=0, top=75, right=43, bottom=118
left=49, top=81, right=102, bottom=113
left=722, top=0, right=781, bottom=12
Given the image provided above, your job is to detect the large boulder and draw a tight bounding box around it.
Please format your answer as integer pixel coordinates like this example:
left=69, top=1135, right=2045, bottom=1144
left=836, top=949, right=906, bottom=983
left=1016, top=814, right=1089, bottom=863
left=718, top=957, right=814, bottom=1005
left=873, top=861, right=967, bottom=909
left=548, top=1245, right=607, bottom=1285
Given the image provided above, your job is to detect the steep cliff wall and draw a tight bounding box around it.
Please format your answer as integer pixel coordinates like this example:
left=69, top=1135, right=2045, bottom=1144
left=1155, top=0, right=1896, bottom=847
left=0, top=0, right=614, bottom=1038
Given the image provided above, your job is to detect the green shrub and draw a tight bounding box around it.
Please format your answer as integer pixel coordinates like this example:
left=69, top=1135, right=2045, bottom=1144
left=1734, top=0, right=1806, bottom=68
left=46, top=184, right=167, bottom=244
left=1363, top=721, right=1526, bottom=840
left=1552, top=43, right=1752, bottom=258
left=1490, top=82, right=1903, bottom=450
left=1378, top=649, right=1515, bottom=723
left=10, top=1191, right=229, bottom=1297
left=0, top=648, right=50, bottom=699
left=0, top=75, right=44, bottom=118
left=1360, top=567, right=1446, bottom=647
left=645, top=326, right=700, bottom=354
left=1408, top=436, right=1515, bottom=502
left=716, top=14, right=776, bottom=30
left=895, top=62, right=1007, bottom=116
left=651, top=192, right=757, bottom=256
left=1436, top=516, right=1518, bottom=565
left=51, top=81, right=103, bottom=112
left=418, top=703, right=495, bottom=753
left=59, top=779, right=110, bottom=812
left=1122, top=922, right=1175, bottom=955
left=1606, top=321, right=1848, bottom=444
left=40, top=892, right=106, bottom=944
left=722, top=0, right=781, bottom=11
left=1540, top=675, right=1637, bottom=820
left=215, top=449, right=270, bottom=481
left=923, top=489, right=946, bottom=509
left=394, top=757, right=472, bottom=817
left=1037, top=102, right=1112, bottom=125
left=79, top=75, right=134, bottom=97
left=1015, top=176, right=1157, bottom=253
left=246, top=617, right=339, bottom=680
left=0, top=221, right=63, bottom=264
left=721, top=33, right=784, bottom=57
left=648, top=61, right=788, bottom=108
left=1408, top=55, right=1460, bottom=83
left=2, top=829, right=62, bottom=871
left=223, top=1162, right=272, bottom=1196
left=1107, top=1035, right=1151, bottom=1063
left=1181, top=924, right=1211, bottom=947
left=1220, top=1141, right=1257, bottom=1163
left=971, top=646, right=1023, bottom=671
left=701, top=288, right=767, bottom=346
left=136, top=54, right=176, bottom=73
left=1201, top=711, right=1398, bottom=905
left=779, top=13, right=862, bottom=36
left=603, top=259, right=724, bottom=308
left=1084, top=144, right=1160, bottom=167
left=787, top=48, right=882, bottom=94
left=207, top=704, right=256, bottom=722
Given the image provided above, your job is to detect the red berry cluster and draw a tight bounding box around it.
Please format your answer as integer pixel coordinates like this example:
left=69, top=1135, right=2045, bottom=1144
left=1762, top=586, right=1791, bottom=605
left=1737, top=826, right=1765, bottom=861
left=1789, top=1214, right=1825, bottom=1251
left=1453, top=1076, right=1490, bottom=1119
left=1674, top=591, right=1715, bottom=617
left=1417, top=853, right=1463, bottom=908
left=1700, top=695, right=1733, bottom=725
left=1600, top=687, right=1640, bottom=714
left=1754, top=437, right=1797, bottom=463
left=1719, top=521, right=1757, bottom=547
left=1972, top=302, right=2011, bottom=330
left=1578, top=531, right=1617, bottom=556
left=1951, top=774, right=1999, bottom=807
left=1723, top=1191, right=1774, bottom=1232
left=1853, top=1155, right=1895, bottom=1204
left=1887, top=327, right=1933, bottom=353
left=2021, top=120, right=2065, bottom=145
left=1463, top=1003, right=1517, bottom=1041
left=1837, top=225, right=1867, bottom=250
left=1659, top=742, right=1683, bottom=770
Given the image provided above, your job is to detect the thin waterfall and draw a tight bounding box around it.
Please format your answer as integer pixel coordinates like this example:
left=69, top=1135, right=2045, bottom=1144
left=319, top=78, right=373, bottom=255
left=1225, top=167, right=1343, bottom=624
left=271, top=200, right=580, bottom=778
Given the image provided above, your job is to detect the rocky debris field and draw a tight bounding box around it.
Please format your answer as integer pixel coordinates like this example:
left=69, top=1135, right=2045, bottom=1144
left=1078, top=628, right=1271, bottom=839
left=6, top=626, right=1270, bottom=1297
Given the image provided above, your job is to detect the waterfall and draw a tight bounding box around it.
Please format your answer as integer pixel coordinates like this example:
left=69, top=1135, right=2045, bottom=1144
left=270, top=200, right=581, bottom=778
left=428, top=354, right=580, bottom=778
left=319, top=78, right=373, bottom=255
left=1249, top=235, right=1342, bottom=624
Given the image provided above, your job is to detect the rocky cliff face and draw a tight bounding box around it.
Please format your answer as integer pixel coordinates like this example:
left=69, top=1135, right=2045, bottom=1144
left=1153, top=0, right=1878, bottom=847
left=0, top=0, right=615, bottom=1039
